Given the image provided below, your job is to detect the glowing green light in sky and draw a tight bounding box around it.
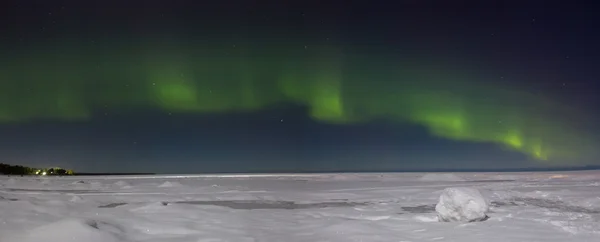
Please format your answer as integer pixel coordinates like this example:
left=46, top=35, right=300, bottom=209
left=0, top=41, right=595, bottom=163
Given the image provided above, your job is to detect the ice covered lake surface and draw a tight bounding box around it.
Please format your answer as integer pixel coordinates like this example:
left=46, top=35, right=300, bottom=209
left=1, top=171, right=599, bottom=242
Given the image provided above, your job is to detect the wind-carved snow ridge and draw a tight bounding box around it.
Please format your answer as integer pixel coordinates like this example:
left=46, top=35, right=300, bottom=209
left=436, top=187, right=490, bottom=222
left=419, top=173, right=465, bottom=182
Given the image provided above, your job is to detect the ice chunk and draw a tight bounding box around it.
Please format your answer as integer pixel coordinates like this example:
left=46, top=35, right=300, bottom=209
left=435, top=187, right=489, bottom=222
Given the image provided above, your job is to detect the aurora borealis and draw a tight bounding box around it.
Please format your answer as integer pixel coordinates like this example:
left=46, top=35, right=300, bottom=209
left=1, top=1, right=599, bottom=172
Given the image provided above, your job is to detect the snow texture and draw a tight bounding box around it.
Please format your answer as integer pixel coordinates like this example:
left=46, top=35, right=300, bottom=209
left=0, top=219, right=121, bottom=242
left=419, top=173, right=466, bottom=182
left=436, top=187, right=489, bottom=222
left=158, top=181, right=183, bottom=188
left=1, top=170, right=600, bottom=241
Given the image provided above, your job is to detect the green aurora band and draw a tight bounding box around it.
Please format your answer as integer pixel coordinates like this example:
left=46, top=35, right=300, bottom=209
left=0, top=41, right=596, bottom=164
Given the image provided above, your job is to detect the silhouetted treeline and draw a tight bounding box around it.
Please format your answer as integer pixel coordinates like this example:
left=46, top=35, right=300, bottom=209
left=0, top=163, right=36, bottom=175
left=0, top=163, right=74, bottom=175
left=74, top=173, right=155, bottom=176
left=46, top=167, right=73, bottom=175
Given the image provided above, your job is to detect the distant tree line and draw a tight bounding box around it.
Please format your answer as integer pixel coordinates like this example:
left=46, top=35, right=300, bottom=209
left=0, top=163, right=73, bottom=176
left=46, top=167, right=74, bottom=175
left=0, top=163, right=36, bottom=175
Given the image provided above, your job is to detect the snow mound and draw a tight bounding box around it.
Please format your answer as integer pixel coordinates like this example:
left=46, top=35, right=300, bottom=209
left=419, top=173, right=465, bottom=182
left=69, top=195, right=84, bottom=203
left=158, top=181, right=183, bottom=188
left=1, top=218, right=122, bottom=242
left=435, top=187, right=489, bottom=222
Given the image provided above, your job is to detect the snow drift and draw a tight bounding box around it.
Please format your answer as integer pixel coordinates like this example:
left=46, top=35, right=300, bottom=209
left=0, top=219, right=122, bottom=242
left=436, top=187, right=489, bottom=222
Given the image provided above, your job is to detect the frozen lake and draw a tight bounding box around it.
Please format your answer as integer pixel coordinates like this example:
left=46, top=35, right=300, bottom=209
left=1, top=171, right=599, bottom=241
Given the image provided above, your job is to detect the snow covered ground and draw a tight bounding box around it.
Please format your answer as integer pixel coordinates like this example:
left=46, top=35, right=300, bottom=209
left=1, top=171, right=599, bottom=242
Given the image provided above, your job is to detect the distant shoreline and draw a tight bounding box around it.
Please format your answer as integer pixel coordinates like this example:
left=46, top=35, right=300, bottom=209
left=73, top=173, right=156, bottom=176
left=70, top=166, right=600, bottom=176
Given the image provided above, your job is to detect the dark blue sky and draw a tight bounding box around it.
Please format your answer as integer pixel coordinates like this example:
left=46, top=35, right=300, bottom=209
left=0, top=107, right=531, bottom=173
left=1, top=0, right=598, bottom=173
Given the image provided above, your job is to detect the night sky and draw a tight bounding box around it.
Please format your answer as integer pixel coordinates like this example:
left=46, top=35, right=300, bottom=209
left=1, top=0, right=599, bottom=173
